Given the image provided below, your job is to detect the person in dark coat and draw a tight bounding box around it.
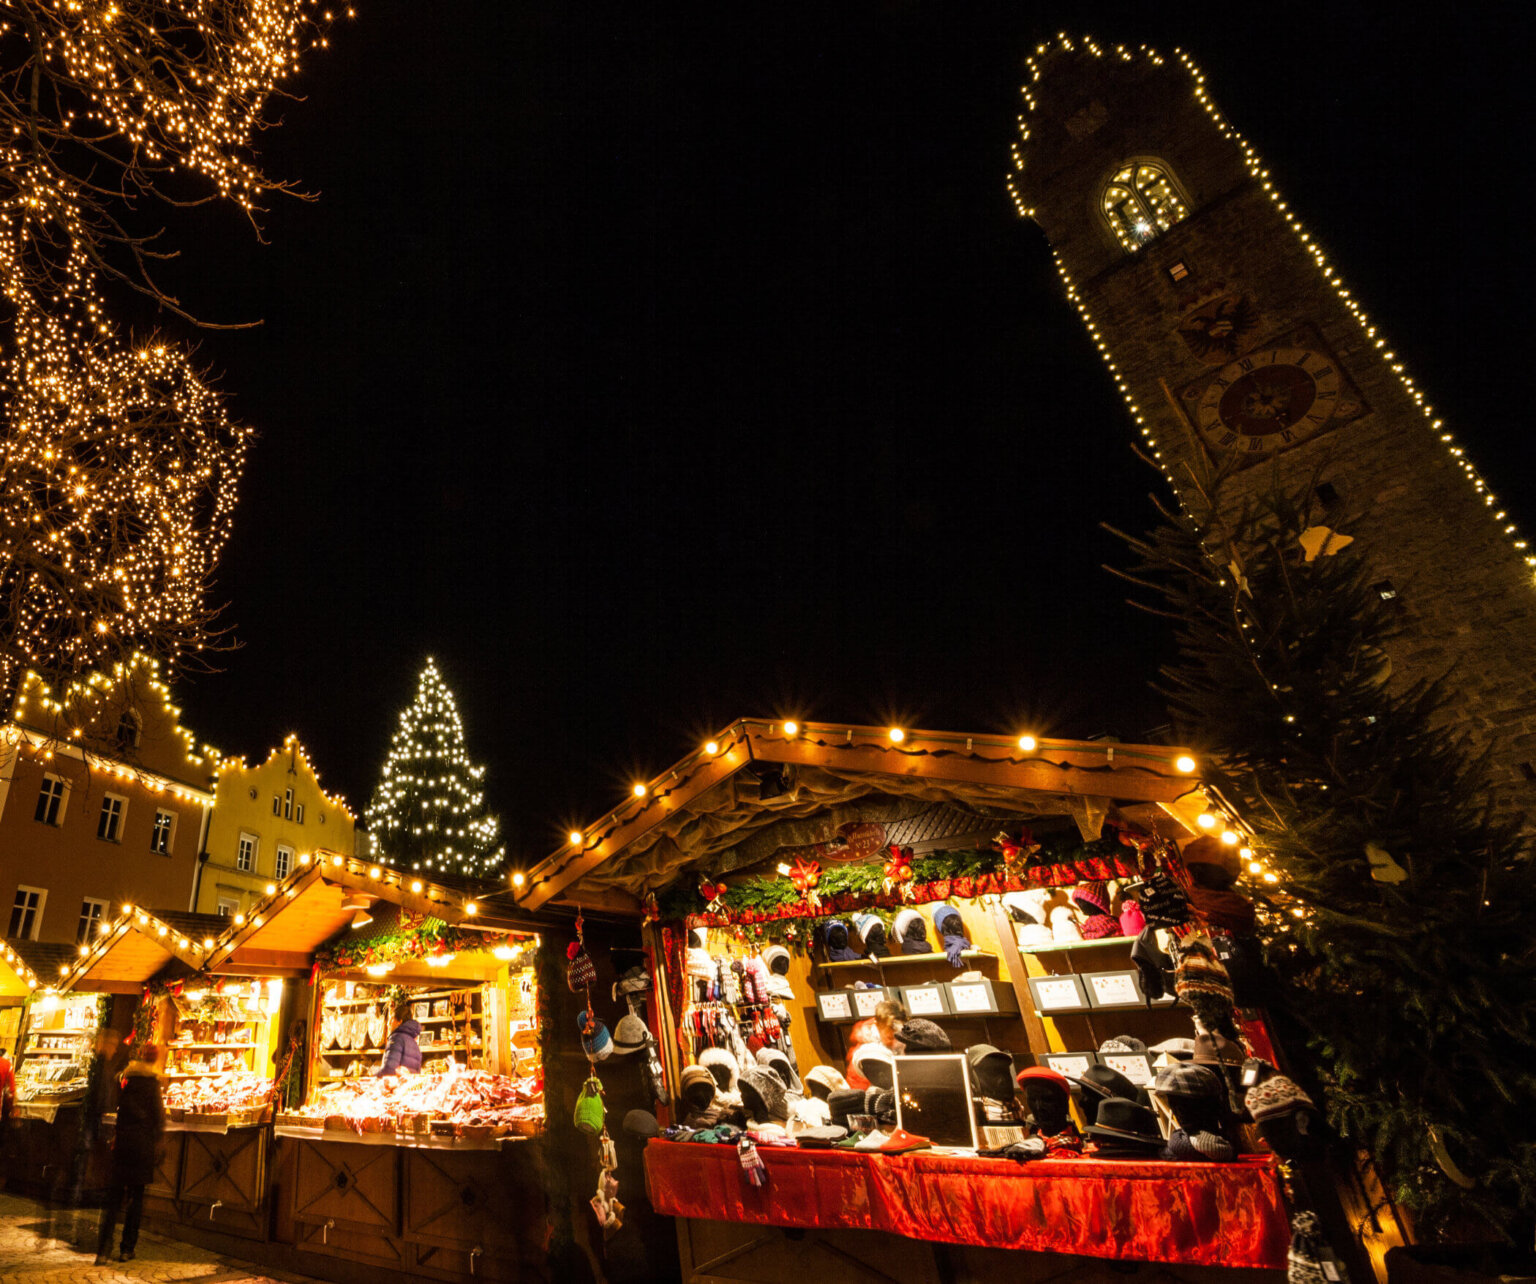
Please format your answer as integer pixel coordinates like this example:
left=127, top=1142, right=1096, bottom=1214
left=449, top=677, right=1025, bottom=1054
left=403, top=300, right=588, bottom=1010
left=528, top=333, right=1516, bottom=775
left=377, top=1011, right=423, bottom=1076
left=95, top=1044, right=164, bottom=1263
left=71, top=1027, right=126, bottom=1198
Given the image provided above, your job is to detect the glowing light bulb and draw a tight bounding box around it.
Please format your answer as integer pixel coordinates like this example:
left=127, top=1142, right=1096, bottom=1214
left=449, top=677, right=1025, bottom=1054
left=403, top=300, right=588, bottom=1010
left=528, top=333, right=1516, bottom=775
left=1197, top=812, right=1218, bottom=830
left=704, top=741, right=719, bottom=756
left=1221, top=831, right=1240, bottom=846
left=888, top=727, right=905, bottom=743
left=1248, top=861, right=1262, bottom=875
left=782, top=721, right=799, bottom=737
left=512, top=871, right=527, bottom=888
left=631, top=783, right=647, bottom=798
left=1018, top=735, right=1037, bottom=752
left=1175, top=755, right=1197, bottom=773
left=568, top=831, right=584, bottom=846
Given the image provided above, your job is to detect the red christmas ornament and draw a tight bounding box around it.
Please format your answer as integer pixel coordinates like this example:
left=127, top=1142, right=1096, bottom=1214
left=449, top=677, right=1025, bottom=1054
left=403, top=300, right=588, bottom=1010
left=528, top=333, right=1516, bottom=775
left=788, top=858, right=821, bottom=894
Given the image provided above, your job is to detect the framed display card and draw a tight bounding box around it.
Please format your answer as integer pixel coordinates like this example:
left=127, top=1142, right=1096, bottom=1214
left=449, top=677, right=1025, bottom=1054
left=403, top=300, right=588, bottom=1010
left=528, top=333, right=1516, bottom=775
left=1084, top=970, right=1143, bottom=1008
left=1041, top=1051, right=1097, bottom=1079
left=851, top=988, right=888, bottom=1018
left=1100, top=1052, right=1156, bottom=1086
left=816, top=991, right=854, bottom=1022
left=902, top=984, right=948, bottom=1017
left=1026, top=974, right=1090, bottom=1014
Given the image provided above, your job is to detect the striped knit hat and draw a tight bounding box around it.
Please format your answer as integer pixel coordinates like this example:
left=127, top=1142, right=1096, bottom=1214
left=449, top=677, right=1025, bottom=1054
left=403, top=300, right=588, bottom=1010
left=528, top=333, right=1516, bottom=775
left=1246, top=1074, right=1315, bottom=1123
left=1174, top=935, right=1235, bottom=1005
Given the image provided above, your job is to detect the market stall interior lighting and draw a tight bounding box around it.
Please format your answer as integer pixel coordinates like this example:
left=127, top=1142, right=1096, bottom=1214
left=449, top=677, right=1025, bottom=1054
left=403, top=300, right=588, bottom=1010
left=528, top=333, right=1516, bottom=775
left=511, top=871, right=526, bottom=887
left=1018, top=735, right=1038, bottom=751
left=1197, top=812, right=1218, bottom=830
left=888, top=727, right=905, bottom=743
left=1176, top=755, right=1198, bottom=773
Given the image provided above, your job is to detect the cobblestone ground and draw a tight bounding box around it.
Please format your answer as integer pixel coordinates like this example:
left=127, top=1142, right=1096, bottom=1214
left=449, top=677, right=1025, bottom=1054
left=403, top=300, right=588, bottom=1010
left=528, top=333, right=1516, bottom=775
left=0, top=1194, right=320, bottom=1284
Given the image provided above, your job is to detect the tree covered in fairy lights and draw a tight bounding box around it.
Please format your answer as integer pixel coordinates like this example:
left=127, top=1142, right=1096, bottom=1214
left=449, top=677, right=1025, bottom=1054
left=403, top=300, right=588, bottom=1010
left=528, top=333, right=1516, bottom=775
left=366, top=659, right=506, bottom=878
left=0, top=1, right=343, bottom=704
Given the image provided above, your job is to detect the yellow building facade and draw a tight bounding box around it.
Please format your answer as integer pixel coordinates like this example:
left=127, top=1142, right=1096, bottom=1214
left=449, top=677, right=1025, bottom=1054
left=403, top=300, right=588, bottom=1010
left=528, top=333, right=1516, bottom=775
left=196, top=736, right=355, bottom=918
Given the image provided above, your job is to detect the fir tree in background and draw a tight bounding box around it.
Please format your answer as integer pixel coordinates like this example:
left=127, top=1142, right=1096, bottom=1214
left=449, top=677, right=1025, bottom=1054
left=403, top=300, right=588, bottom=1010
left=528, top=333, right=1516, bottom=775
left=1112, top=473, right=1536, bottom=1241
left=366, top=658, right=505, bottom=878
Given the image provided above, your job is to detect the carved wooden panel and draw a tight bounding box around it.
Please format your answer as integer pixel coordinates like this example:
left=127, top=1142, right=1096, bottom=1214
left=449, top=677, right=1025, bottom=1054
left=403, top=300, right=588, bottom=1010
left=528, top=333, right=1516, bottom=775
left=291, top=1139, right=398, bottom=1235
left=147, top=1132, right=182, bottom=1199
left=401, top=1148, right=540, bottom=1256
left=179, top=1128, right=266, bottom=1214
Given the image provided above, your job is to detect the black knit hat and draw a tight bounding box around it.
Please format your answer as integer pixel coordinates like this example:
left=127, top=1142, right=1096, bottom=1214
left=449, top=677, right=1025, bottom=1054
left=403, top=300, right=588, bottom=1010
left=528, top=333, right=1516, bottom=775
left=738, top=1068, right=789, bottom=1123
left=1138, top=870, right=1193, bottom=928
left=1130, top=926, right=1175, bottom=1003
left=622, top=1109, right=660, bottom=1138
left=895, top=1018, right=951, bottom=1055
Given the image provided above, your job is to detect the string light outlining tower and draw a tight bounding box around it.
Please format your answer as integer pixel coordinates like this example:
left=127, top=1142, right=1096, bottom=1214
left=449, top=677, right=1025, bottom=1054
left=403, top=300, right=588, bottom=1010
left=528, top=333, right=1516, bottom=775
left=365, top=657, right=505, bottom=879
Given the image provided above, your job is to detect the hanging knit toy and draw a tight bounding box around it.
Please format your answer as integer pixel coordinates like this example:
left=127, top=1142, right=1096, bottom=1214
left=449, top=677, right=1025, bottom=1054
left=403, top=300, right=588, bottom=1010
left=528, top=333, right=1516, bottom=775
left=737, top=1133, right=769, bottom=1187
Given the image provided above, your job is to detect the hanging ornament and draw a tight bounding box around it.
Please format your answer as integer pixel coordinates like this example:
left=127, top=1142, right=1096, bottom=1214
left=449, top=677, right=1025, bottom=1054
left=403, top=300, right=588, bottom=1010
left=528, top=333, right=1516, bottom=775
left=641, top=893, right=660, bottom=927
left=788, top=858, right=821, bottom=907
left=882, top=844, right=915, bottom=898
left=698, top=880, right=726, bottom=914
left=1298, top=524, right=1354, bottom=562
left=996, top=827, right=1041, bottom=877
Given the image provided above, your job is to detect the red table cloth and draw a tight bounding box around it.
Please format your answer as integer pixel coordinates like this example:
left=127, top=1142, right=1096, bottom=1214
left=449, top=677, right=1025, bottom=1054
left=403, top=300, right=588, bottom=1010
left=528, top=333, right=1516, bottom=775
left=644, top=1140, right=1289, bottom=1269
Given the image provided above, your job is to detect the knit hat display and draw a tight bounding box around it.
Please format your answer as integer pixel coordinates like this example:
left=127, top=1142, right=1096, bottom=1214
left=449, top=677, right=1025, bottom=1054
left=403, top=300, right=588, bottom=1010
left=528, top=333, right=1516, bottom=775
left=679, top=1065, right=717, bottom=1113
left=1072, top=881, right=1111, bottom=916
left=1174, top=935, right=1236, bottom=1005
left=738, top=1068, right=790, bottom=1123
left=892, top=908, right=929, bottom=954
left=1118, top=899, right=1146, bottom=936
left=567, top=941, right=597, bottom=993
left=803, top=1065, right=848, bottom=1100
left=825, top=1088, right=865, bottom=1128
left=612, top=1012, right=650, bottom=1055
left=894, top=1018, right=951, bottom=1055
left=699, top=1047, right=741, bottom=1094
left=761, top=944, right=791, bottom=976
left=756, top=1046, right=803, bottom=1096
left=931, top=904, right=973, bottom=968
left=1081, top=912, right=1122, bottom=940
left=966, top=1044, right=1016, bottom=1102
left=1246, top=1074, right=1315, bottom=1123
left=1098, top=1035, right=1147, bottom=1055
left=852, top=914, right=889, bottom=956
left=788, top=1096, right=832, bottom=1131
left=848, top=1042, right=895, bottom=1090
left=824, top=920, right=860, bottom=963
left=766, top=973, right=794, bottom=1001
left=577, top=1009, right=612, bottom=1061
left=1049, top=905, right=1082, bottom=943
left=1000, top=891, right=1042, bottom=924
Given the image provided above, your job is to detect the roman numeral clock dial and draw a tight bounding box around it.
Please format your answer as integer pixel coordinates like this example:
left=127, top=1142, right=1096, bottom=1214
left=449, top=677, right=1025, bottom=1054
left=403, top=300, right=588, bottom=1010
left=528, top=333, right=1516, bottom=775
left=1183, top=327, right=1365, bottom=461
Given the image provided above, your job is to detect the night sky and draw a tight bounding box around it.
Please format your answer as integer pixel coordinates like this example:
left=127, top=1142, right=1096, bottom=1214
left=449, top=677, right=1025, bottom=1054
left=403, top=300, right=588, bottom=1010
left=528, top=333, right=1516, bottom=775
left=155, top=3, right=1533, bottom=863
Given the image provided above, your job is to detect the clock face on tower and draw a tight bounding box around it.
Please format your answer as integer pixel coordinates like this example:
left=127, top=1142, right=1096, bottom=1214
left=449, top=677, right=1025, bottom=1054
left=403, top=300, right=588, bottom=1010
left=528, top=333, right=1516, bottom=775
left=1183, top=326, right=1365, bottom=460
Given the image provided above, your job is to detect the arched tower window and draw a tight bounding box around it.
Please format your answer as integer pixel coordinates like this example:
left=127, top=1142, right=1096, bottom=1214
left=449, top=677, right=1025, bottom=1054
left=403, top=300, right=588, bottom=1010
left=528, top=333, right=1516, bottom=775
left=1101, top=160, right=1188, bottom=252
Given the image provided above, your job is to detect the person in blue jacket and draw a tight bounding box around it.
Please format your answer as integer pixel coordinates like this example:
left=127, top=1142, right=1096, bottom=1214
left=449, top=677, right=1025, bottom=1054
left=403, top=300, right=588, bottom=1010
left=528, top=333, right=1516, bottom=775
left=377, top=1008, right=423, bottom=1076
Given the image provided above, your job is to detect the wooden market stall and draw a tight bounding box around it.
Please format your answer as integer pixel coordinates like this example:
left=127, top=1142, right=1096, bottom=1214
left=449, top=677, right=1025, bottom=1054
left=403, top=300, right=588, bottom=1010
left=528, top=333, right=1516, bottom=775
left=52, top=849, right=559, bottom=1283
left=513, top=718, right=1293, bottom=1283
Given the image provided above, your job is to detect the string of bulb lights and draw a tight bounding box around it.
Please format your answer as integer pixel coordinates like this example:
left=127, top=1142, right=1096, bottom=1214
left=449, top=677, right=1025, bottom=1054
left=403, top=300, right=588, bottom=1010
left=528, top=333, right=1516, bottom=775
left=1006, top=36, right=1536, bottom=584
left=0, top=1, right=345, bottom=701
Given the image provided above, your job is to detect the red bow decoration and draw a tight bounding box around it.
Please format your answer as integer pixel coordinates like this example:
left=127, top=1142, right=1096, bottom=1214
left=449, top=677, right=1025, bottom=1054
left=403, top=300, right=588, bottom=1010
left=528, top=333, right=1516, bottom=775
left=642, top=893, right=660, bottom=926
left=698, top=880, right=726, bottom=912
left=998, top=826, right=1041, bottom=874
left=788, top=858, right=821, bottom=893
left=882, top=845, right=915, bottom=898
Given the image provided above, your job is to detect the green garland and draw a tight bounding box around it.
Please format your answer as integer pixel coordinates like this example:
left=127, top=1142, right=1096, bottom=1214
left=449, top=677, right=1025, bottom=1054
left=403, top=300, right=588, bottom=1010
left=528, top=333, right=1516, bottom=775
left=655, top=835, right=1126, bottom=934
left=311, top=915, right=518, bottom=976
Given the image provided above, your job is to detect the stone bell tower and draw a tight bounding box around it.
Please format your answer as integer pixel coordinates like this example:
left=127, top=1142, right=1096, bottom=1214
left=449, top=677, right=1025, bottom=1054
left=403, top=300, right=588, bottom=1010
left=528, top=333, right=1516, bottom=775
left=1009, top=35, right=1536, bottom=816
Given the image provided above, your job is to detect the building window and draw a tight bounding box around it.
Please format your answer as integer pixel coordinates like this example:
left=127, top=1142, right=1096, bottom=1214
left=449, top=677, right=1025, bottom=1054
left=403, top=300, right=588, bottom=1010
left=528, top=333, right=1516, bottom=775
left=9, top=886, right=45, bottom=940
left=294, top=802, right=305, bottom=825
left=1101, top=159, right=1188, bottom=252
left=115, top=710, right=141, bottom=750
left=216, top=897, right=239, bottom=917
left=283, top=788, right=294, bottom=821
left=97, top=794, right=126, bottom=842
left=275, top=846, right=293, bottom=880
left=150, top=809, right=176, bottom=855
left=236, top=832, right=257, bottom=872
left=77, top=897, right=108, bottom=944
left=272, top=794, right=282, bottom=817
left=34, top=775, right=68, bottom=826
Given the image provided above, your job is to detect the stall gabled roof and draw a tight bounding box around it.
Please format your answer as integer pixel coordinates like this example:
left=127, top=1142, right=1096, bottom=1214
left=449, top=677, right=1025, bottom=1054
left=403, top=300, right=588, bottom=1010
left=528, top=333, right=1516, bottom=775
left=515, top=718, right=1205, bottom=910
left=2, top=938, right=74, bottom=995
left=200, top=850, right=537, bottom=976
left=57, top=906, right=210, bottom=994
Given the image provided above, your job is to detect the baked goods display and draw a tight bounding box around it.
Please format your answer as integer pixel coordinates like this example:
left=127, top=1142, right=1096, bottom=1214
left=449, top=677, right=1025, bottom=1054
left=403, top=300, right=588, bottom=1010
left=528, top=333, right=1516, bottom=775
left=293, top=1066, right=544, bottom=1137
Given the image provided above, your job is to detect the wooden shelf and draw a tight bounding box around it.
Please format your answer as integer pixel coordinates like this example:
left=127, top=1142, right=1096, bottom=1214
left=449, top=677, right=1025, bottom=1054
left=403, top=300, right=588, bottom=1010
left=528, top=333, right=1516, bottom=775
left=24, top=1048, right=82, bottom=1056
left=1019, top=938, right=1132, bottom=955
left=817, top=950, right=996, bottom=970
left=165, top=1071, right=240, bottom=1079
left=170, top=1042, right=257, bottom=1050
left=418, top=1015, right=481, bottom=1025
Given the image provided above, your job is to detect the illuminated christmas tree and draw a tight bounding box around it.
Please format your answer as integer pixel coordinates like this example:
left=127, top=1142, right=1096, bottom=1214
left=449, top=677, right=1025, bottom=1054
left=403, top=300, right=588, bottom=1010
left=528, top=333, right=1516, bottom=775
left=366, top=658, right=506, bottom=878
left=0, top=2, right=343, bottom=701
